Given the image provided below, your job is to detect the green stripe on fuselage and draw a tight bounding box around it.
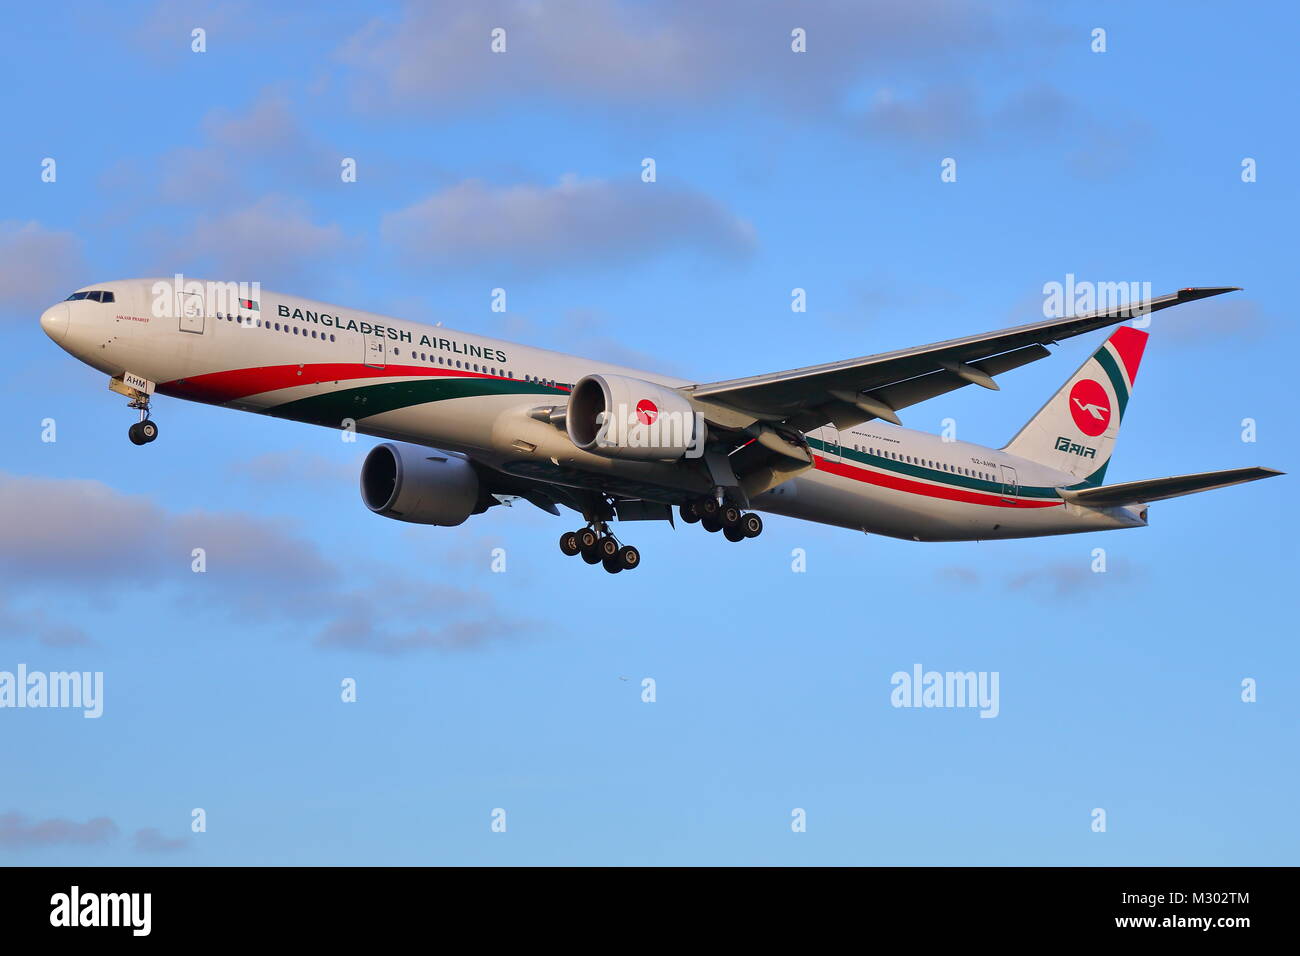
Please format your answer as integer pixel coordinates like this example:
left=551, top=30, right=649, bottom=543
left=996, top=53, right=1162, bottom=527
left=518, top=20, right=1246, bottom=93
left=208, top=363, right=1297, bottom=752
left=807, top=436, right=1066, bottom=498
left=265, top=376, right=562, bottom=427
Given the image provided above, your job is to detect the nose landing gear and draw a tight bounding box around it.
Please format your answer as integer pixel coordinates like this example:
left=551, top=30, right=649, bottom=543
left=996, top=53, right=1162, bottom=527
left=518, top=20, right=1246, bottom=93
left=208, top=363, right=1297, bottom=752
left=110, top=374, right=159, bottom=445
left=128, top=419, right=159, bottom=445
left=126, top=398, right=158, bottom=445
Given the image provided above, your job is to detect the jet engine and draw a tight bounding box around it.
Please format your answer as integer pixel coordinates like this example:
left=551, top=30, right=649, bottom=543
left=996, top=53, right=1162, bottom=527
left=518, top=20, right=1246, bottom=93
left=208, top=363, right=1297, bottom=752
left=360, top=442, right=481, bottom=526
left=565, top=373, right=704, bottom=461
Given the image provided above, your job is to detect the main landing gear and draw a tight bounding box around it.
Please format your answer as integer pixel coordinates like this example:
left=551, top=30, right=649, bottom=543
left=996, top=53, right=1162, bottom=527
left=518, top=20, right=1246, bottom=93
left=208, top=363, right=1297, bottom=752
left=126, top=397, right=158, bottom=446
left=678, top=498, right=763, bottom=543
left=559, top=524, right=641, bottom=574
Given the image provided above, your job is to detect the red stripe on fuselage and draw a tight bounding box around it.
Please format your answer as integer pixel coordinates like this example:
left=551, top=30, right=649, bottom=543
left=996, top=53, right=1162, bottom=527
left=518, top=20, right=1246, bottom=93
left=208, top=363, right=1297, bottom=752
left=813, top=456, right=1063, bottom=509
left=158, top=363, right=542, bottom=404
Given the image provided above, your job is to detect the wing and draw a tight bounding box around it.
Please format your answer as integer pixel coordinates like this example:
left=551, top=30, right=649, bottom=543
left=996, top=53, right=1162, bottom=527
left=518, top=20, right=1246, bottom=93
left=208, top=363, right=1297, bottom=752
left=1057, top=467, right=1283, bottom=508
left=687, top=287, right=1238, bottom=433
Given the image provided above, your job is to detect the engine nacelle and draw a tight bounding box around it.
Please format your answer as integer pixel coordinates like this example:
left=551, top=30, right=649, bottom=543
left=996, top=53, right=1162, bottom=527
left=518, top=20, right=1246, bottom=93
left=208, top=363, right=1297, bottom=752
left=360, top=442, right=480, bottom=526
left=565, top=373, right=704, bottom=461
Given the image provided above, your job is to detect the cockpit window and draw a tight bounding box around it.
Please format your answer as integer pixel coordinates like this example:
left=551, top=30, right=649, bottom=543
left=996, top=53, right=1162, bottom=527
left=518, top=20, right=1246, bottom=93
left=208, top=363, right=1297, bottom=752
left=65, top=291, right=89, bottom=300
left=65, top=290, right=115, bottom=303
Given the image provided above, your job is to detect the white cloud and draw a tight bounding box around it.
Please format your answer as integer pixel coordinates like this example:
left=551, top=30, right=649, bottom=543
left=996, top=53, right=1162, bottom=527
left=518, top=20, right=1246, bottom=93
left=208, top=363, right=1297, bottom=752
left=157, top=91, right=336, bottom=206
left=0, top=221, right=87, bottom=317
left=339, top=0, right=1004, bottom=111
left=0, top=471, right=517, bottom=654
left=0, top=812, right=117, bottom=849
left=134, top=828, right=191, bottom=852
left=1156, top=298, right=1267, bottom=345
left=173, top=195, right=347, bottom=284
left=381, top=175, right=754, bottom=270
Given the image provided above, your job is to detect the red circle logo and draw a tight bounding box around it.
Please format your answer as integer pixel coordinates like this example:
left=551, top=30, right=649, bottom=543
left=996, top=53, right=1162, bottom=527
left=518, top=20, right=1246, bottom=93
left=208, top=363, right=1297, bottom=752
left=1068, top=379, right=1111, bottom=437
left=636, top=399, right=659, bottom=425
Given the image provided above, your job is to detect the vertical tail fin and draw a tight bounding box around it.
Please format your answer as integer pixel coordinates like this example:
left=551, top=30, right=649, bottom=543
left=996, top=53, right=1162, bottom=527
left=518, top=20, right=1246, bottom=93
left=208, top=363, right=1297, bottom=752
left=1002, top=325, right=1148, bottom=485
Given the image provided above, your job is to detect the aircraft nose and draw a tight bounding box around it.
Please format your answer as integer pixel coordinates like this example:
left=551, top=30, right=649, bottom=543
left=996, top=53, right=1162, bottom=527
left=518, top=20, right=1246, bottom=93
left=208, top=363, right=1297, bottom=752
left=40, top=302, right=70, bottom=343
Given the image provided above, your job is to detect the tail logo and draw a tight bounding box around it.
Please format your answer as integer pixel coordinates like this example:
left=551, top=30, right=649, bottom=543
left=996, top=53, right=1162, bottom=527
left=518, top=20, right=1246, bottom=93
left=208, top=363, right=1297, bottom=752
left=1068, top=379, right=1111, bottom=436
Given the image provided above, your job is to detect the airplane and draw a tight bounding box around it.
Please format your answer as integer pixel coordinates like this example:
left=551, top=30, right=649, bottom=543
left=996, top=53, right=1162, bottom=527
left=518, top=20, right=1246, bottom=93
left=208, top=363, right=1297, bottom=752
left=39, top=280, right=1281, bottom=573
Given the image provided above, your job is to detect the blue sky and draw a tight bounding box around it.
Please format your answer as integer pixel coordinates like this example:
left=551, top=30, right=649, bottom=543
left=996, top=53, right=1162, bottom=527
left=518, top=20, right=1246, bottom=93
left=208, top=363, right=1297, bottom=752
left=1, top=0, right=1296, bottom=865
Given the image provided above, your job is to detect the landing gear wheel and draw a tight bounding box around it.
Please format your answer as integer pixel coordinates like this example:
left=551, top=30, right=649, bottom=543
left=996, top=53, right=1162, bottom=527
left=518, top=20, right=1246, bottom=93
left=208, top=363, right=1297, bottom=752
left=602, top=554, right=623, bottom=574
left=679, top=503, right=700, bottom=524
left=701, top=515, right=722, bottom=533
left=617, top=545, right=640, bottom=570
left=597, top=536, right=620, bottom=561
left=559, top=531, right=581, bottom=556
left=576, top=529, right=599, bottom=552
left=128, top=421, right=157, bottom=445
left=741, top=513, right=763, bottom=538
left=723, top=525, right=746, bottom=542
left=695, top=497, right=719, bottom=519
left=721, top=504, right=742, bottom=527
left=581, top=547, right=603, bottom=564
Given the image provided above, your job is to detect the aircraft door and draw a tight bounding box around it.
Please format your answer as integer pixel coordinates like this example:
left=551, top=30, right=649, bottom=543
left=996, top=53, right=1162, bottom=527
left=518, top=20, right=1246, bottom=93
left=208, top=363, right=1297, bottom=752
left=818, top=425, right=841, bottom=459
left=999, top=464, right=1019, bottom=500
left=178, top=290, right=204, bottom=334
left=363, top=335, right=385, bottom=369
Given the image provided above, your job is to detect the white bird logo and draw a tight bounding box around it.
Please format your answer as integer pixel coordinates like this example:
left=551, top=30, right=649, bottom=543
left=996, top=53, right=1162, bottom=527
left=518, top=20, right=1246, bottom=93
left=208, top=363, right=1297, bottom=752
left=1072, top=397, right=1109, bottom=420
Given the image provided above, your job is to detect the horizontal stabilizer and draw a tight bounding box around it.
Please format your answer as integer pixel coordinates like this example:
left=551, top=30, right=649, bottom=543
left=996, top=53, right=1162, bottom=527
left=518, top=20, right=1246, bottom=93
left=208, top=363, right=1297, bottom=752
left=1058, top=467, right=1283, bottom=508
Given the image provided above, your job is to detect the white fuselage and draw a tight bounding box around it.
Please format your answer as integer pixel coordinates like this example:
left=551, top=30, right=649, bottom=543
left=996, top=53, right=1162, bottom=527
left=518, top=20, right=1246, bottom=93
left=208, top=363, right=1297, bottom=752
left=40, top=279, right=1146, bottom=541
